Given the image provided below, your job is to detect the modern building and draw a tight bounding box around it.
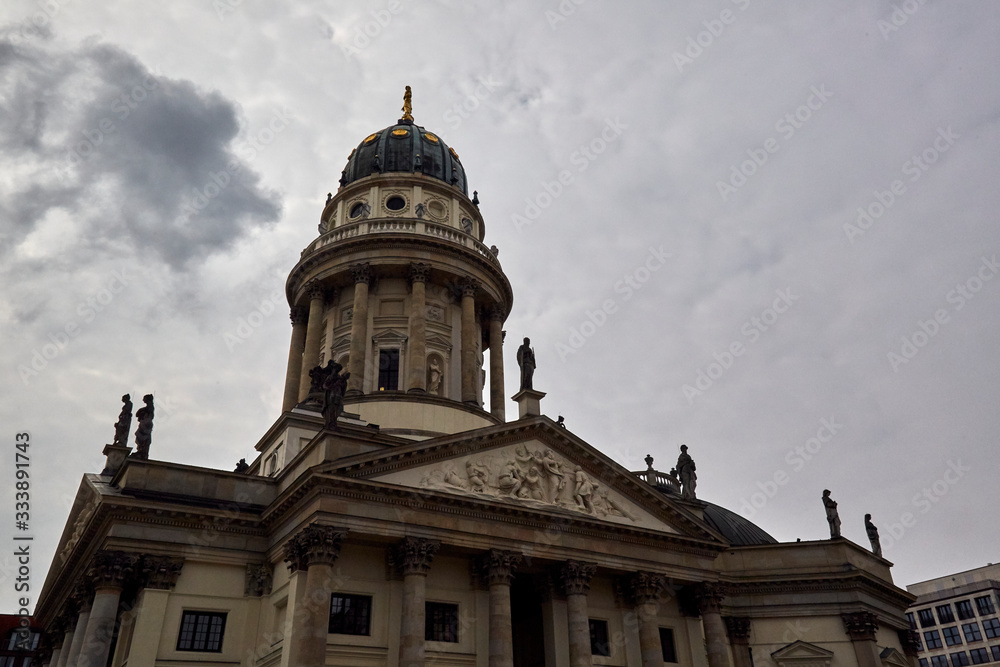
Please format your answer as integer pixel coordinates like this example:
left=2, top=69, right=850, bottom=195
left=34, top=92, right=920, bottom=667
left=906, top=564, right=1000, bottom=667
left=0, top=614, right=42, bottom=666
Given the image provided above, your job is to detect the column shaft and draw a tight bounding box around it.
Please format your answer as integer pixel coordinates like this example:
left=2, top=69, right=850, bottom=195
left=489, top=583, right=514, bottom=667
left=400, top=572, right=427, bottom=667
left=407, top=276, right=427, bottom=392
left=298, top=289, right=327, bottom=401
left=460, top=285, right=478, bottom=403
left=63, top=610, right=89, bottom=667
left=346, top=269, right=371, bottom=395
left=282, top=308, right=308, bottom=411
left=77, top=587, right=122, bottom=667
left=55, top=632, right=73, bottom=667
left=292, top=562, right=334, bottom=667
left=702, top=609, right=732, bottom=667
left=566, top=593, right=592, bottom=667
left=637, top=601, right=662, bottom=667
left=488, top=315, right=505, bottom=420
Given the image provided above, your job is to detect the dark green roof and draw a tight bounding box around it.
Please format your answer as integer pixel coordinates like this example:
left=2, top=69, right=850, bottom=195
left=701, top=501, right=778, bottom=546
left=339, top=119, right=468, bottom=195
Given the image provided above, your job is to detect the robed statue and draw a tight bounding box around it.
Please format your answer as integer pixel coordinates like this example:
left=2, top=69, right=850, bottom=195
left=676, top=444, right=697, bottom=499
left=516, top=337, right=535, bottom=390
left=822, top=489, right=841, bottom=538
left=309, top=361, right=351, bottom=428
left=112, top=394, right=133, bottom=448
left=133, top=394, right=154, bottom=460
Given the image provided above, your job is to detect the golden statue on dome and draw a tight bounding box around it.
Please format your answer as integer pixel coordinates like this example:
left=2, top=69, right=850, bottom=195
left=401, top=85, right=413, bottom=122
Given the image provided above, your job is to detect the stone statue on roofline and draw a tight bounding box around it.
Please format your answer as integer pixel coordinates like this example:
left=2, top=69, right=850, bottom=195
left=315, top=361, right=350, bottom=429
left=676, top=445, right=697, bottom=499
left=822, top=489, right=841, bottom=538
left=132, top=394, right=154, bottom=460
left=865, top=513, right=882, bottom=557
left=112, top=394, right=133, bottom=448
left=516, top=337, right=535, bottom=390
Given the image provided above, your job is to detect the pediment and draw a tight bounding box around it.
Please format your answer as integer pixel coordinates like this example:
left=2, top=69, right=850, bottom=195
left=772, top=641, right=835, bottom=667
left=372, top=329, right=408, bottom=344
left=426, top=334, right=453, bottom=352
left=340, top=416, right=732, bottom=544
left=880, top=647, right=909, bottom=667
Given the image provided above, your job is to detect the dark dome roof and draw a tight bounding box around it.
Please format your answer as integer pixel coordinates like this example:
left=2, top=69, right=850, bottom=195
left=701, top=502, right=778, bottom=546
left=339, top=119, right=468, bottom=195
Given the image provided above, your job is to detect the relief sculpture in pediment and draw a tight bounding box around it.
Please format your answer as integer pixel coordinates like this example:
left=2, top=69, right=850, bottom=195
left=416, top=444, right=636, bottom=522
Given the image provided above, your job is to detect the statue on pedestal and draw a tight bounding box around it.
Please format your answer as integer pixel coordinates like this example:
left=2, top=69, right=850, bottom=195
left=822, top=489, right=841, bottom=538
left=310, top=361, right=350, bottom=429
left=133, top=394, right=154, bottom=460
left=865, top=513, right=882, bottom=557
left=516, top=337, right=535, bottom=390
left=676, top=445, right=697, bottom=499
left=112, top=394, right=133, bottom=448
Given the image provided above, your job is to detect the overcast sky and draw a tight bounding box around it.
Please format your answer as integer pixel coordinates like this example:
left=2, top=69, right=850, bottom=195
left=1, top=1, right=998, bottom=613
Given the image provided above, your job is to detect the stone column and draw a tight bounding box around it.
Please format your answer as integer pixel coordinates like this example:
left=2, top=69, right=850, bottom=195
left=898, top=629, right=922, bottom=667
left=488, top=307, right=505, bottom=420
left=64, top=606, right=91, bottom=667
left=283, top=524, right=347, bottom=667
left=726, top=617, right=753, bottom=667
left=347, top=263, right=372, bottom=395
left=298, top=284, right=327, bottom=401
left=459, top=277, right=479, bottom=404
left=394, top=537, right=441, bottom=667
left=283, top=306, right=309, bottom=411
left=77, top=550, right=140, bottom=667
left=407, top=263, right=430, bottom=393
left=124, top=556, right=184, bottom=667
left=62, top=588, right=89, bottom=667
left=695, top=583, right=732, bottom=667
left=560, top=560, right=597, bottom=667
left=843, top=612, right=882, bottom=667
left=627, top=572, right=667, bottom=667
left=479, top=549, right=522, bottom=667
left=54, top=616, right=75, bottom=667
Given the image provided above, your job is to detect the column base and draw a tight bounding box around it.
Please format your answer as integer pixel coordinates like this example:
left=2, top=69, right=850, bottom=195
left=511, top=389, right=546, bottom=419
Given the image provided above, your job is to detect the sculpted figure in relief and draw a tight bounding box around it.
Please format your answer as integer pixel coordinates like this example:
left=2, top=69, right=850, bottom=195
left=497, top=460, right=522, bottom=497
left=573, top=466, right=594, bottom=513
left=466, top=460, right=488, bottom=493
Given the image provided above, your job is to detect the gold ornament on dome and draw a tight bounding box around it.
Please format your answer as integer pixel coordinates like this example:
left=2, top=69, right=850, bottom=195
left=449, top=146, right=460, bottom=161
left=363, top=133, right=378, bottom=145
left=424, top=133, right=439, bottom=143
left=401, top=85, right=413, bottom=122
left=392, top=128, right=409, bottom=137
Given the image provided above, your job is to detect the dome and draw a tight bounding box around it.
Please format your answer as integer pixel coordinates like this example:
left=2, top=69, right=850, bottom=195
left=701, top=501, right=778, bottom=546
left=339, top=119, right=468, bottom=195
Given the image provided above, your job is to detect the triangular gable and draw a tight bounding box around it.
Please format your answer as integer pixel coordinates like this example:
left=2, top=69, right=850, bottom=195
left=772, top=641, right=835, bottom=667
left=331, top=417, right=724, bottom=543
left=880, top=647, right=909, bottom=667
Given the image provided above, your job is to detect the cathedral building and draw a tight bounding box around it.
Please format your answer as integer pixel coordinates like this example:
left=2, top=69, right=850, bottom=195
left=34, top=91, right=918, bottom=667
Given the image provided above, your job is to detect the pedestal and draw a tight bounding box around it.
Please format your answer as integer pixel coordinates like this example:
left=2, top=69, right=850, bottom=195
left=512, top=389, right=546, bottom=419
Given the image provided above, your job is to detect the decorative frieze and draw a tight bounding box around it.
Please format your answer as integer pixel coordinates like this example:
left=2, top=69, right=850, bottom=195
left=283, top=524, right=346, bottom=572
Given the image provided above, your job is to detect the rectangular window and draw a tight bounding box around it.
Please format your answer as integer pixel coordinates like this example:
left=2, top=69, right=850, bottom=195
left=939, top=606, right=958, bottom=624
left=926, top=630, right=944, bottom=649
left=0, top=658, right=13, bottom=667
left=932, top=656, right=950, bottom=667
left=983, top=618, right=1000, bottom=639
left=991, top=646, right=1000, bottom=661
left=922, top=609, right=939, bottom=628
left=944, top=627, right=964, bottom=646
left=964, top=623, right=983, bottom=643
left=176, top=611, right=226, bottom=652
left=425, top=602, right=458, bottom=643
left=659, top=628, right=677, bottom=663
left=969, top=648, right=990, bottom=664
left=951, top=652, right=970, bottom=667
left=919, top=659, right=929, bottom=667
left=378, top=349, right=400, bottom=390
left=589, top=619, right=610, bottom=657
left=958, top=601, right=977, bottom=621
left=908, top=613, right=918, bottom=630
left=329, top=594, right=372, bottom=636
left=975, top=597, right=996, bottom=617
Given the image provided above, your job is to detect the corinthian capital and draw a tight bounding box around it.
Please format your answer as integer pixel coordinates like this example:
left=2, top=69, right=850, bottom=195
left=842, top=611, right=879, bottom=641
left=559, top=560, right=597, bottom=596
left=350, top=263, right=373, bottom=284
left=283, top=524, right=347, bottom=572
left=393, top=537, right=440, bottom=576
left=478, top=549, right=522, bottom=587
left=88, top=550, right=141, bottom=590
left=626, top=571, right=666, bottom=605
